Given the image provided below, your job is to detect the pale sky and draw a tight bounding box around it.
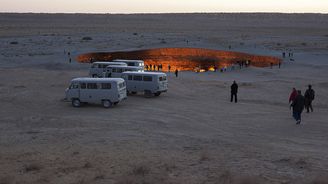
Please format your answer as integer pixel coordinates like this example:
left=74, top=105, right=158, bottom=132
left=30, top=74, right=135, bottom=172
left=1, top=0, right=328, bottom=13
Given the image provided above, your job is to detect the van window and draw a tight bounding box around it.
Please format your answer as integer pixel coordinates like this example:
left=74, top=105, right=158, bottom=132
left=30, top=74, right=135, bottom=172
left=118, top=68, right=123, bottom=73
left=70, top=83, right=79, bottom=89
left=91, top=64, right=96, bottom=68
left=101, top=83, right=111, bottom=89
left=80, top=83, right=86, bottom=89
left=112, top=68, right=117, bottom=72
left=133, top=75, right=142, bottom=81
left=128, top=75, right=133, bottom=80
left=159, top=76, right=167, bottom=81
left=98, top=65, right=102, bottom=68
left=143, top=76, right=152, bottom=81
left=118, top=82, right=125, bottom=88
left=87, top=83, right=98, bottom=89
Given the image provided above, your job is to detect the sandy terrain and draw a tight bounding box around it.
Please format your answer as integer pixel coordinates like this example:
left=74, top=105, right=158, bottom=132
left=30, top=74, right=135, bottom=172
left=0, top=13, right=328, bottom=184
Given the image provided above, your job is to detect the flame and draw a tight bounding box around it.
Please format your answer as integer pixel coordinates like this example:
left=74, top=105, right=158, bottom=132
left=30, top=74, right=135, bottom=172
left=77, top=48, right=281, bottom=71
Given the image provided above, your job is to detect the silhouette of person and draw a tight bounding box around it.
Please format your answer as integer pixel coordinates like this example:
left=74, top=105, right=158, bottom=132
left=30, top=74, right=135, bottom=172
left=230, top=81, right=238, bottom=103
left=168, top=65, right=171, bottom=72
left=304, top=85, right=315, bottom=113
left=291, top=90, right=305, bottom=124
left=175, top=69, right=178, bottom=78
left=289, top=87, right=297, bottom=104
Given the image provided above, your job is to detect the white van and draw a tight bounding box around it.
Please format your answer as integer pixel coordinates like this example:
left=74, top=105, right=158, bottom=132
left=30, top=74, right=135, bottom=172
left=89, top=62, right=127, bottom=77
left=112, top=59, right=144, bottom=67
left=105, top=65, right=144, bottom=78
left=65, top=78, right=127, bottom=108
left=121, top=71, right=168, bottom=96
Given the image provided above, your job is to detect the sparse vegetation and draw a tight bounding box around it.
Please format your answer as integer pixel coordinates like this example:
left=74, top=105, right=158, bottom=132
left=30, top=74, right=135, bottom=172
left=83, top=162, right=92, bottom=169
left=23, top=163, right=42, bottom=173
left=199, top=151, right=210, bottom=162
left=82, top=36, right=93, bottom=41
left=132, top=165, right=150, bottom=176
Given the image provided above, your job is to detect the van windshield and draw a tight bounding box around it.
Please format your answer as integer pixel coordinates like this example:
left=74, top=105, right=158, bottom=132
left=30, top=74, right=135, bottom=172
left=159, top=76, right=167, bottom=81
left=118, top=82, right=126, bottom=88
left=69, top=83, right=79, bottom=89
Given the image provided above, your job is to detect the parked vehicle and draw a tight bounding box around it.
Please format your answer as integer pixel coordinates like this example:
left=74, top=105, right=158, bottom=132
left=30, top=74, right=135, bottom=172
left=112, top=59, right=144, bottom=67
left=65, top=77, right=127, bottom=108
left=89, top=62, right=127, bottom=77
left=121, top=71, right=168, bottom=96
left=105, top=65, right=144, bottom=78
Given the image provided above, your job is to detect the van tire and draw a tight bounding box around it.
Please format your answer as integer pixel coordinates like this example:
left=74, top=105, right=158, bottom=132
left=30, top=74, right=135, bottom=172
left=102, top=100, right=112, bottom=108
left=154, top=92, right=161, bottom=96
left=72, top=99, right=81, bottom=107
left=92, top=74, right=97, bottom=78
left=144, top=90, right=152, bottom=98
left=131, top=91, right=137, bottom=95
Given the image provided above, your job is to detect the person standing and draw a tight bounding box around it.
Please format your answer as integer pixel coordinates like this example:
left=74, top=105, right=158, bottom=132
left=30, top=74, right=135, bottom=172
left=168, top=65, right=171, bottom=72
left=289, top=88, right=297, bottom=104
left=291, top=90, right=305, bottom=124
left=304, top=85, right=315, bottom=113
left=230, top=81, right=238, bottom=103
left=175, top=69, right=178, bottom=78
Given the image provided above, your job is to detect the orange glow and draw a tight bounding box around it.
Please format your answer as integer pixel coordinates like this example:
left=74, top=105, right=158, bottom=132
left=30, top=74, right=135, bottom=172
left=77, top=48, right=281, bottom=71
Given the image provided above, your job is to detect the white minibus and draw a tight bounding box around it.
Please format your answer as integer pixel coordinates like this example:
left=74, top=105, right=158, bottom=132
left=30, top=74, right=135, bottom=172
left=105, top=65, right=144, bottom=78
left=89, top=62, right=127, bottom=77
left=121, top=71, right=168, bottom=96
left=112, top=59, right=144, bottom=67
left=65, top=78, right=127, bottom=108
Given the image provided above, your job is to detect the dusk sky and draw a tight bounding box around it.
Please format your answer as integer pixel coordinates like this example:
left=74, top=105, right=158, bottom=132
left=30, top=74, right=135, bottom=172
left=1, top=0, right=328, bottom=13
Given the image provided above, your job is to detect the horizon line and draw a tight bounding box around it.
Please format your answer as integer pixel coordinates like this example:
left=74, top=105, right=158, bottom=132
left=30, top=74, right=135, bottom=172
left=0, top=11, right=327, bottom=15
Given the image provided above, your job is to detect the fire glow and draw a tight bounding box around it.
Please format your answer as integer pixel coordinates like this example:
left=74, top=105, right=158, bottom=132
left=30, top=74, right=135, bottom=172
left=77, top=48, right=281, bottom=71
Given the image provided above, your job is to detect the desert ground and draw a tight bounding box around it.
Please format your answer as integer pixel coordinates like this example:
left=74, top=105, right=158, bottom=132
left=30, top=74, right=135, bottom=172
left=0, top=13, right=328, bottom=184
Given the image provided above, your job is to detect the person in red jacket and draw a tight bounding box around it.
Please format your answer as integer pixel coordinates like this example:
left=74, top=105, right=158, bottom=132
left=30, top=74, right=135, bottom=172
left=289, top=88, right=297, bottom=104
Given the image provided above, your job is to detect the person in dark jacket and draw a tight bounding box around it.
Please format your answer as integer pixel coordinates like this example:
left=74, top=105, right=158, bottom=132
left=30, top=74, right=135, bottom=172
left=304, top=85, right=315, bottom=113
left=230, top=81, right=238, bottom=103
left=291, top=90, right=305, bottom=124
left=175, top=69, right=178, bottom=78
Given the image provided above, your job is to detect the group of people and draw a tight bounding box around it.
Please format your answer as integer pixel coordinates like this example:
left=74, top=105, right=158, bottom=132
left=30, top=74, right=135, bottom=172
left=145, top=64, right=164, bottom=71
left=289, top=85, right=315, bottom=124
left=230, top=81, right=316, bottom=125
left=145, top=64, right=179, bottom=78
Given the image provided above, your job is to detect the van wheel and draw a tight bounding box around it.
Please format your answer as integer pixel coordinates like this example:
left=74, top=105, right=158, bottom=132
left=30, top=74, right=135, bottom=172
left=144, top=90, right=152, bottom=98
left=131, top=91, right=137, bottom=95
left=154, top=92, right=161, bottom=96
left=114, top=102, right=118, bottom=105
left=72, top=99, right=81, bottom=107
left=102, top=100, right=112, bottom=108
left=92, top=74, right=98, bottom=78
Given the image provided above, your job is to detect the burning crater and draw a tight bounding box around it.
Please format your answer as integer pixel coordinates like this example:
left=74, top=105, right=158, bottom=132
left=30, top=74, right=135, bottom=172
left=77, top=48, right=281, bottom=71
